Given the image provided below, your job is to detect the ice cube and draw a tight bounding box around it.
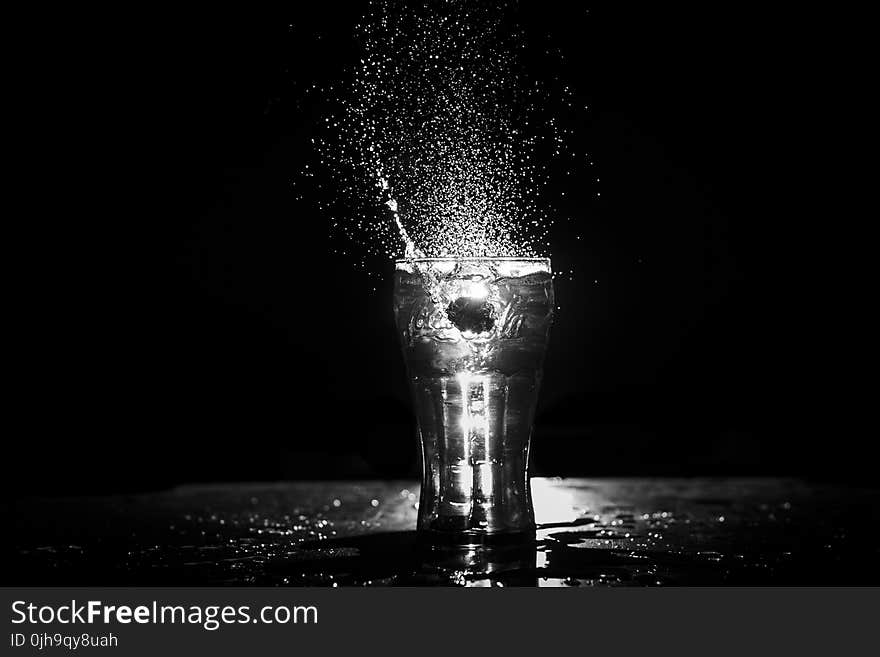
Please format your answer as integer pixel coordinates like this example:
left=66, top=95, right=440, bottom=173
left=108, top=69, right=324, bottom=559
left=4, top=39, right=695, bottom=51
left=447, top=296, right=496, bottom=334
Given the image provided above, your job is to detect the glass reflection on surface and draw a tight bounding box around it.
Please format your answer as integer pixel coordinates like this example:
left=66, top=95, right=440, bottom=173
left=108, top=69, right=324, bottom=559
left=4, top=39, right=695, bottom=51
left=417, top=541, right=538, bottom=587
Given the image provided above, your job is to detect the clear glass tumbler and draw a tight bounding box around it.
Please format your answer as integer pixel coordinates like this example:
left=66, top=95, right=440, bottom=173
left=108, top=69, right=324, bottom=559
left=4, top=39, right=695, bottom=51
left=393, top=257, right=554, bottom=544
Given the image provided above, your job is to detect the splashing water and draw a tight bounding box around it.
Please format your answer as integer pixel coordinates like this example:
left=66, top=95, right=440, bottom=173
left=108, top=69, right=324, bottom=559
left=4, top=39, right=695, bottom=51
left=314, top=0, right=571, bottom=262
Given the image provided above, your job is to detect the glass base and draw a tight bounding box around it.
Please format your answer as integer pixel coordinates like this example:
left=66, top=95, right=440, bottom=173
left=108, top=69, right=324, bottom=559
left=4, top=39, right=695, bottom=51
left=417, top=527, right=536, bottom=548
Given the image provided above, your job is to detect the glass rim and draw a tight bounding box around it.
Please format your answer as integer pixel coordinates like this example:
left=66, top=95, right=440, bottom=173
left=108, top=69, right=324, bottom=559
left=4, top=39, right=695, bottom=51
left=393, top=256, right=551, bottom=265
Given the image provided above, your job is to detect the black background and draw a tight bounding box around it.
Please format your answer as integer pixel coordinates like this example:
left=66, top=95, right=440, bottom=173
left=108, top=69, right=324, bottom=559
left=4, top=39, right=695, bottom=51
left=11, top=3, right=863, bottom=494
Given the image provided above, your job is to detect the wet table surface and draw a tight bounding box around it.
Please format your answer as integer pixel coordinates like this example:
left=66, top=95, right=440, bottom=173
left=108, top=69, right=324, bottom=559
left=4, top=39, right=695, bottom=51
left=5, top=478, right=880, bottom=586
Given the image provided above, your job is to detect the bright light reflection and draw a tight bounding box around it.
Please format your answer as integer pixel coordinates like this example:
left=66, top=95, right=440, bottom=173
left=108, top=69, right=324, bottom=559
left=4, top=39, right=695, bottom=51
left=465, top=281, right=490, bottom=299
left=531, top=478, right=578, bottom=526
left=455, top=372, right=491, bottom=509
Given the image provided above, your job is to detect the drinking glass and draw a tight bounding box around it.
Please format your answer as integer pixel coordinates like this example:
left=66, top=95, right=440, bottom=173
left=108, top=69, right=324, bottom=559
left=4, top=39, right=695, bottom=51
left=393, top=257, right=554, bottom=544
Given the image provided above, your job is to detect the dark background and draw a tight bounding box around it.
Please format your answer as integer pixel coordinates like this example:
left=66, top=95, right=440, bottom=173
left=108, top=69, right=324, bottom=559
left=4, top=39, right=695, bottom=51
left=12, top=4, right=861, bottom=495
